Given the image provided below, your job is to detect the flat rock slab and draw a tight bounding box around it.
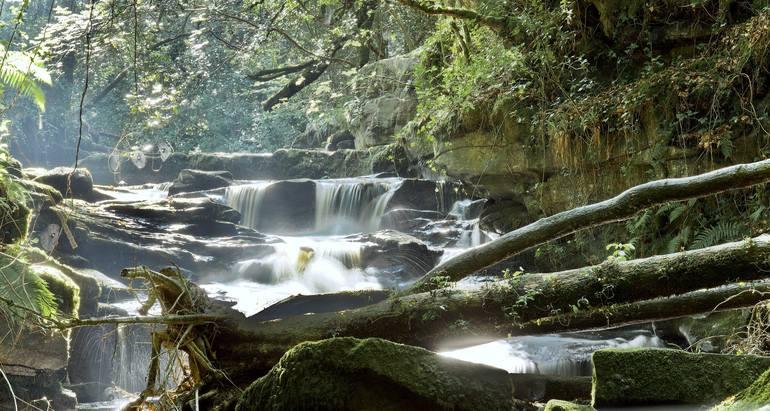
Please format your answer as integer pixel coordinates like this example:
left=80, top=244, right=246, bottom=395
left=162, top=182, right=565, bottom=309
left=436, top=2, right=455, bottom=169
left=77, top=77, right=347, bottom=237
left=250, top=290, right=390, bottom=321
left=592, top=348, right=770, bottom=407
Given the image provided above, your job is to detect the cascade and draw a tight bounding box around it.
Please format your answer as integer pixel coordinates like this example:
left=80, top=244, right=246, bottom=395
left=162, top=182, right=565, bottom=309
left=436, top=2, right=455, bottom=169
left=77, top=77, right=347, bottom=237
left=314, top=178, right=399, bottom=233
left=224, top=181, right=271, bottom=229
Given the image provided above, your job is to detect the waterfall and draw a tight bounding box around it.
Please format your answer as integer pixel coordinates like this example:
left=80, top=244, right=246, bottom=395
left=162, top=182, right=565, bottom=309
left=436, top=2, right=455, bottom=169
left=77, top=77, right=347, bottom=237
left=224, top=182, right=271, bottom=229
left=314, top=178, right=399, bottom=234
left=235, top=237, right=373, bottom=292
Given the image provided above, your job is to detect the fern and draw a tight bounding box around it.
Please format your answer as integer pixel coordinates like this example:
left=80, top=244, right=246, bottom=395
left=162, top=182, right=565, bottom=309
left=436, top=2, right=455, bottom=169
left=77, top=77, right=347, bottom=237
left=0, top=248, right=57, bottom=324
left=691, top=221, right=750, bottom=250
left=0, top=46, right=51, bottom=112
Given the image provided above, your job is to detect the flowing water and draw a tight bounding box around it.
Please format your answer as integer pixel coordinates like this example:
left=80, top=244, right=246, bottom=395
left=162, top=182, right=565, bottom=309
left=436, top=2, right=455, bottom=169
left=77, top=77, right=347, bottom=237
left=440, top=331, right=665, bottom=376
left=95, top=175, right=666, bottom=407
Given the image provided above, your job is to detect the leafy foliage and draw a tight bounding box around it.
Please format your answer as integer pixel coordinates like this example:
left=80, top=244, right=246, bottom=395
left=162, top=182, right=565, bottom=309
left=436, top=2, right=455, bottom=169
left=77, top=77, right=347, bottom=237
left=0, top=45, right=51, bottom=111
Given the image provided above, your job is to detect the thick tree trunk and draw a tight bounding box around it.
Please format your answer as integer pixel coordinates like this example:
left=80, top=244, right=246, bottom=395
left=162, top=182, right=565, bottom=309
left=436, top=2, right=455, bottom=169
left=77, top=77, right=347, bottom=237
left=407, top=159, right=770, bottom=293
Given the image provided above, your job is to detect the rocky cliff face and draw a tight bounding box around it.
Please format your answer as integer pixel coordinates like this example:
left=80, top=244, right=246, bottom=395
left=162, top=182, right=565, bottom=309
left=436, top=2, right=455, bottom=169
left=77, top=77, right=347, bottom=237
left=344, top=2, right=770, bottom=268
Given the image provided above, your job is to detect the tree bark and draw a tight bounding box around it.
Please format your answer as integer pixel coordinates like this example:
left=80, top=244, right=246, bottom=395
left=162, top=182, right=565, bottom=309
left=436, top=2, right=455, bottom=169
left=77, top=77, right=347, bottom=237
left=407, top=159, right=770, bottom=294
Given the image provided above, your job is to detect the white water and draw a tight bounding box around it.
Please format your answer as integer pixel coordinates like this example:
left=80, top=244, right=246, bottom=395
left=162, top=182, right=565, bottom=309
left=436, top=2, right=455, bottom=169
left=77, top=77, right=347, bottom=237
left=441, top=332, right=665, bottom=376
left=223, top=177, right=401, bottom=235
left=212, top=235, right=382, bottom=315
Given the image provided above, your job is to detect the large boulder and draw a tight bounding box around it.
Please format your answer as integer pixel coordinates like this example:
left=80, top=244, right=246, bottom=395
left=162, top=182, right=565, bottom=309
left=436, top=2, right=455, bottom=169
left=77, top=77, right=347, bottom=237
left=346, top=52, right=420, bottom=148
left=34, top=167, right=94, bottom=199
left=239, top=179, right=316, bottom=234
left=591, top=348, right=770, bottom=407
left=168, top=169, right=233, bottom=195
left=386, top=179, right=464, bottom=212
left=0, top=258, right=98, bottom=411
left=236, top=337, right=524, bottom=411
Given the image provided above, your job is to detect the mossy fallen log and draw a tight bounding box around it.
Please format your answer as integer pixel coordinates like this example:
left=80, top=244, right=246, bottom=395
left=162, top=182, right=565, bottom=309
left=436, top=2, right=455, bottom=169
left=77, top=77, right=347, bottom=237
left=591, top=348, right=770, bottom=406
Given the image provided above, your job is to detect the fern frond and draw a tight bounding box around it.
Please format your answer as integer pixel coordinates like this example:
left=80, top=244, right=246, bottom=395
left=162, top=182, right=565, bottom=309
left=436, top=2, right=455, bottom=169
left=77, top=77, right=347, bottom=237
left=0, top=47, right=51, bottom=112
left=691, top=221, right=750, bottom=250
left=0, top=245, right=57, bottom=325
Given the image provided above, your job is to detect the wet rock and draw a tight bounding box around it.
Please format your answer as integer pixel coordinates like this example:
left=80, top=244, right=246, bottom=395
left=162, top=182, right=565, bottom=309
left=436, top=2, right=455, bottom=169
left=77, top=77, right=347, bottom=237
left=350, top=230, right=442, bottom=280
left=18, top=178, right=63, bottom=209
left=81, top=146, right=414, bottom=185
left=479, top=198, right=531, bottom=234
left=253, top=179, right=316, bottom=234
left=251, top=290, right=390, bottom=321
left=652, top=309, right=751, bottom=353
left=104, top=197, right=240, bottom=226
left=509, top=374, right=591, bottom=402
left=380, top=209, right=447, bottom=233
left=0, top=367, right=76, bottom=411
left=335, top=140, right=355, bottom=150
left=236, top=337, right=525, bottom=411
left=386, top=179, right=464, bottom=212
left=544, top=400, right=595, bottom=411
left=31, top=198, right=274, bottom=279
left=592, top=348, right=770, bottom=406
left=168, top=169, right=233, bottom=195
left=34, top=167, right=94, bottom=199
left=0, top=258, right=99, bottom=411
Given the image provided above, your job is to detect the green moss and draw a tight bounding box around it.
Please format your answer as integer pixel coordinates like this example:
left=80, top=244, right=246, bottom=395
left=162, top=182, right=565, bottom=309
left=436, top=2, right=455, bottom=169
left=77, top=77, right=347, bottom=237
left=236, top=337, right=518, bottom=411
left=712, top=366, right=770, bottom=410
left=592, top=348, right=770, bottom=407
left=32, top=264, right=80, bottom=318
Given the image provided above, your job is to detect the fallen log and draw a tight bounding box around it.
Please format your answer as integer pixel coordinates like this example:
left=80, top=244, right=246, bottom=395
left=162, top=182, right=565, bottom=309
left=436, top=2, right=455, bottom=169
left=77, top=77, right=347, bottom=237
left=212, top=235, right=770, bottom=378
left=73, top=235, right=770, bottom=407
left=517, top=280, right=770, bottom=335
left=407, top=159, right=770, bottom=293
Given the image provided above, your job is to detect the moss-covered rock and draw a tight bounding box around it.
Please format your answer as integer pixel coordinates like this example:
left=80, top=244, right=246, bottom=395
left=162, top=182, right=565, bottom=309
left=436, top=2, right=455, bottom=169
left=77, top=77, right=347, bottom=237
left=592, top=348, right=770, bottom=406
left=34, top=167, right=94, bottom=199
left=712, top=365, right=770, bottom=410
left=236, top=337, right=523, bottom=411
left=544, top=399, right=595, bottom=411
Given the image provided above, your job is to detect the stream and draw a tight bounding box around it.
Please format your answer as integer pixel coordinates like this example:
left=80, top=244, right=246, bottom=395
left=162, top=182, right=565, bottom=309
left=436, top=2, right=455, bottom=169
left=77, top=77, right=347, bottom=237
left=76, top=174, right=666, bottom=409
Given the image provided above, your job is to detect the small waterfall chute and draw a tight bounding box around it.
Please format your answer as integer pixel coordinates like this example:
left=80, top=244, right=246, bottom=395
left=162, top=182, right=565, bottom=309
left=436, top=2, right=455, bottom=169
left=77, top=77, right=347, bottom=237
left=314, top=178, right=400, bottom=234
left=224, top=181, right=271, bottom=229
